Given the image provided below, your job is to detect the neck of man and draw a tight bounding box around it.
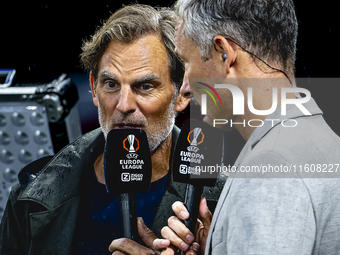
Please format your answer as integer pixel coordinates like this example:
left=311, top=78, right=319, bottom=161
left=234, top=64, right=296, bottom=141
left=94, top=132, right=172, bottom=185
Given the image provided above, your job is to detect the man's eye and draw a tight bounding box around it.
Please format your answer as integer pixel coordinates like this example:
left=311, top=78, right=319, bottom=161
left=105, top=80, right=117, bottom=88
left=138, top=84, right=153, bottom=91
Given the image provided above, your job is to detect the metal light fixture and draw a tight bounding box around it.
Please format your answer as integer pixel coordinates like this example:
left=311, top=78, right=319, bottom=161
left=0, top=70, right=82, bottom=222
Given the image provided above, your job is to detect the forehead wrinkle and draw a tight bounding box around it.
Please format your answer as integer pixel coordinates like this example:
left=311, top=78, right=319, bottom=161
left=101, top=41, right=149, bottom=74
left=98, top=35, right=171, bottom=86
left=135, top=73, right=161, bottom=84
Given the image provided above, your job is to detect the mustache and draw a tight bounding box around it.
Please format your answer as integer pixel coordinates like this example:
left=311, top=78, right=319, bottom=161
left=110, top=114, right=148, bottom=127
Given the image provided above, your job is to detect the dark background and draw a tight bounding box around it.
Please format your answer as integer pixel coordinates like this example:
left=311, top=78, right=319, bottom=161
left=1, top=1, right=339, bottom=135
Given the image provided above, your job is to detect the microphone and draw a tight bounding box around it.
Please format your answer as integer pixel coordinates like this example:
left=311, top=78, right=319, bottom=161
left=172, top=120, right=224, bottom=246
left=104, top=129, right=152, bottom=240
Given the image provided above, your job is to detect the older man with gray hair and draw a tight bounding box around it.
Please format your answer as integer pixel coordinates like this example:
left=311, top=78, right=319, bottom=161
left=0, top=4, right=224, bottom=255
left=155, top=0, right=340, bottom=254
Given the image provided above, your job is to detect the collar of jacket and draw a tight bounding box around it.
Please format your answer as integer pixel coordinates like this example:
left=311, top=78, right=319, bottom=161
left=17, top=126, right=180, bottom=211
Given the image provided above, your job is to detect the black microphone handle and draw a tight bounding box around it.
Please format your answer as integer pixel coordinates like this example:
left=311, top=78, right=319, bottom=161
left=178, top=184, right=204, bottom=255
left=120, top=193, right=137, bottom=240
left=183, top=184, right=203, bottom=233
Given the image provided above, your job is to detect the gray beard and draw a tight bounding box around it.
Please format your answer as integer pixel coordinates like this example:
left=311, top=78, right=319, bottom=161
left=97, top=98, right=176, bottom=153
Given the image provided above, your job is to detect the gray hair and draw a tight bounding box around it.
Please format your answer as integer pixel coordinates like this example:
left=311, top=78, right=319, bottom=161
left=174, top=0, right=298, bottom=71
left=81, top=4, right=183, bottom=91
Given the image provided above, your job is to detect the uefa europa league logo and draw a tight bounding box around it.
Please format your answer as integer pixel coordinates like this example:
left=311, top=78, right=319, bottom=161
left=190, top=127, right=202, bottom=146
left=123, top=134, right=140, bottom=158
left=187, top=127, right=205, bottom=153
left=128, top=134, right=136, bottom=153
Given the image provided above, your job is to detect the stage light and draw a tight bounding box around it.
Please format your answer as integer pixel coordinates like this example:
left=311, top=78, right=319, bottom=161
left=0, top=70, right=82, bottom=222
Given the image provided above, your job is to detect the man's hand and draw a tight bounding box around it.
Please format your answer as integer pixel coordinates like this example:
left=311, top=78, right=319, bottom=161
left=108, top=217, right=175, bottom=255
left=153, top=197, right=212, bottom=255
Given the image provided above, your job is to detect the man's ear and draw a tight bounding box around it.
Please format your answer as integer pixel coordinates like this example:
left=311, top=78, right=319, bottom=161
left=175, top=94, right=190, bottom=113
left=213, top=36, right=237, bottom=75
left=90, top=72, right=98, bottom=107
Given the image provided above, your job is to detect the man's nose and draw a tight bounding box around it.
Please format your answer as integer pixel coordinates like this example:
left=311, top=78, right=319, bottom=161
left=116, top=87, right=137, bottom=114
left=180, top=73, right=192, bottom=99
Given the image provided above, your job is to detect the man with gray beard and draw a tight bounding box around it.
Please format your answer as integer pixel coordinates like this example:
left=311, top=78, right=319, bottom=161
left=0, top=4, right=224, bottom=255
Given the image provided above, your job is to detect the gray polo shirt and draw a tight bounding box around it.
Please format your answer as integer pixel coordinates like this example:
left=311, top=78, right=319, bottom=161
left=206, top=98, right=340, bottom=254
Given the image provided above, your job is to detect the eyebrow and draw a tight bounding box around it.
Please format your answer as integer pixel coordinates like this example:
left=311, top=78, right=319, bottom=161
left=135, top=73, right=161, bottom=84
left=98, top=71, right=119, bottom=83
left=98, top=71, right=161, bottom=85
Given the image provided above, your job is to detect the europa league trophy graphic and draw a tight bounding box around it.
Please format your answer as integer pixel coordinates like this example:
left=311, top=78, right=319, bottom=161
left=127, top=134, right=136, bottom=153
left=190, top=127, right=202, bottom=146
